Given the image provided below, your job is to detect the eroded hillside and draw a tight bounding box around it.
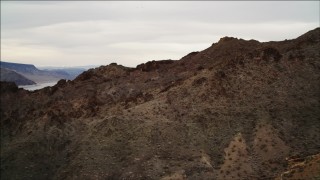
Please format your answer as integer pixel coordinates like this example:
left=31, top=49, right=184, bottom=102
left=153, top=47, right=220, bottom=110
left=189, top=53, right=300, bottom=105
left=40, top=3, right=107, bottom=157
left=1, top=28, right=320, bottom=179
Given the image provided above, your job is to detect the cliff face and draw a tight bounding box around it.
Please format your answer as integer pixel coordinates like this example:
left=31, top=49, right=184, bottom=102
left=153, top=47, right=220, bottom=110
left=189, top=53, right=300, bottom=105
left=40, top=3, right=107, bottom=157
left=1, top=28, right=319, bottom=179
left=0, top=68, right=36, bottom=85
left=0, top=61, right=77, bottom=83
left=0, top=61, right=39, bottom=74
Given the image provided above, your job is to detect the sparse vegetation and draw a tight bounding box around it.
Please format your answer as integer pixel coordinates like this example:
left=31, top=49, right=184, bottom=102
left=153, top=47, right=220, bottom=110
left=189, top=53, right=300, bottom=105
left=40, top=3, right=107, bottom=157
left=1, top=28, right=320, bottom=180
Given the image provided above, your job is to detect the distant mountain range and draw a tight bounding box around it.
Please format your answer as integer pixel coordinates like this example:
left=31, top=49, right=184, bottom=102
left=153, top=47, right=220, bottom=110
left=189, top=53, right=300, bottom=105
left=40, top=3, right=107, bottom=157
left=0, top=68, right=36, bottom=85
left=0, top=61, right=89, bottom=85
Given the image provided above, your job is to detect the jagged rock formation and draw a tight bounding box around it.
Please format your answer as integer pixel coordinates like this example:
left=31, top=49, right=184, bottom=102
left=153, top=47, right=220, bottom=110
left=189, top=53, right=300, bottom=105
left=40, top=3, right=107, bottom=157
left=1, top=28, right=319, bottom=179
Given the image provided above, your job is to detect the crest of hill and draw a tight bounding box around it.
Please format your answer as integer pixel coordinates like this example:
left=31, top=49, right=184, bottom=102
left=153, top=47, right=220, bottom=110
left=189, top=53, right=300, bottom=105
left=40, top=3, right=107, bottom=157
left=0, top=27, right=319, bottom=180
left=74, top=27, right=319, bottom=79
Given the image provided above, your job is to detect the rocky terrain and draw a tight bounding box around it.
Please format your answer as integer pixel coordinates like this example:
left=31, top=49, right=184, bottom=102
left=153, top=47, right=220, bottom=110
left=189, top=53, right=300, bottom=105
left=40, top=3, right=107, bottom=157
left=1, top=28, right=319, bottom=179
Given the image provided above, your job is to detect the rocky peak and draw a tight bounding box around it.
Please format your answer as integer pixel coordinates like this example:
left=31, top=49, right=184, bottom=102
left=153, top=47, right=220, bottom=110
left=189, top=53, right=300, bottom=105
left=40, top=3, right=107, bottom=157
left=136, top=60, right=175, bottom=72
left=218, top=36, right=239, bottom=43
left=74, top=63, right=131, bottom=82
left=1, top=28, right=319, bottom=180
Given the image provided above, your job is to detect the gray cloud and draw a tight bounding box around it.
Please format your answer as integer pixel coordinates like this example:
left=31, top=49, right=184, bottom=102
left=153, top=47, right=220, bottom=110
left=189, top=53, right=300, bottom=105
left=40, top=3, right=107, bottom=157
left=1, top=1, right=319, bottom=67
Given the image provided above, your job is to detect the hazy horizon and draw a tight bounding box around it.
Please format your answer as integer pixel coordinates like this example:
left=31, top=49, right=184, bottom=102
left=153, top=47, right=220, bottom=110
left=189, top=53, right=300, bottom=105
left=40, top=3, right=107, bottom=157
left=1, top=1, right=319, bottom=67
left=0, top=60, right=99, bottom=69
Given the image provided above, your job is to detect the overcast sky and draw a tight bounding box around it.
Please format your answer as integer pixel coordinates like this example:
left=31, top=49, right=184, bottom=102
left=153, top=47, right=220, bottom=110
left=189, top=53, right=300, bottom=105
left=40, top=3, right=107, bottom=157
left=1, top=1, right=319, bottom=67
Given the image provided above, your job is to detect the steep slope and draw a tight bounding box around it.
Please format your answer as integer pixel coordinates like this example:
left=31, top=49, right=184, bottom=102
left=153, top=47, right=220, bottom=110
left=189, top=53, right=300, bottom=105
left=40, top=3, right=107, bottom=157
left=0, top=68, right=35, bottom=85
left=0, top=61, right=39, bottom=74
left=0, top=61, right=74, bottom=83
left=1, top=28, right=319, bottom=180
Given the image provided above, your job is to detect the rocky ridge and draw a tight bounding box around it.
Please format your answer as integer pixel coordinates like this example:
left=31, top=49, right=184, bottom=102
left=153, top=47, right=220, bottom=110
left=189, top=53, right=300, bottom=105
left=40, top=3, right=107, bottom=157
left=1, top=28, right=319, bottom=179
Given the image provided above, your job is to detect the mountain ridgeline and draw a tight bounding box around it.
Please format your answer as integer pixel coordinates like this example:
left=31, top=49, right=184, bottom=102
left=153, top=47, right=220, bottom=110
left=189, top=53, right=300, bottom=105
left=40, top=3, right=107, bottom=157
left=0, top=68, right=36, bottom=85
left=0, top=61, right=40, bottom=74
left=0, top=28, right=319, bottom=179
left=0, top=61, right=86, bottom=85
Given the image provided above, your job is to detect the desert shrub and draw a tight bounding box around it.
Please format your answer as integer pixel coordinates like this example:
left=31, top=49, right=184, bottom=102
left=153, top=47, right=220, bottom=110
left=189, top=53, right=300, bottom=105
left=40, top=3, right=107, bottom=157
left=260, top=144, right=267, bottom=149
left=197, top=66, right=204, bottom=71
left=216, top=70, right=226, bottom=78
left=275, top=64, right=285, bottom=72
left=262, top=48, right=282, bottom=62
left=192, top=77, right=207, bottom=87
